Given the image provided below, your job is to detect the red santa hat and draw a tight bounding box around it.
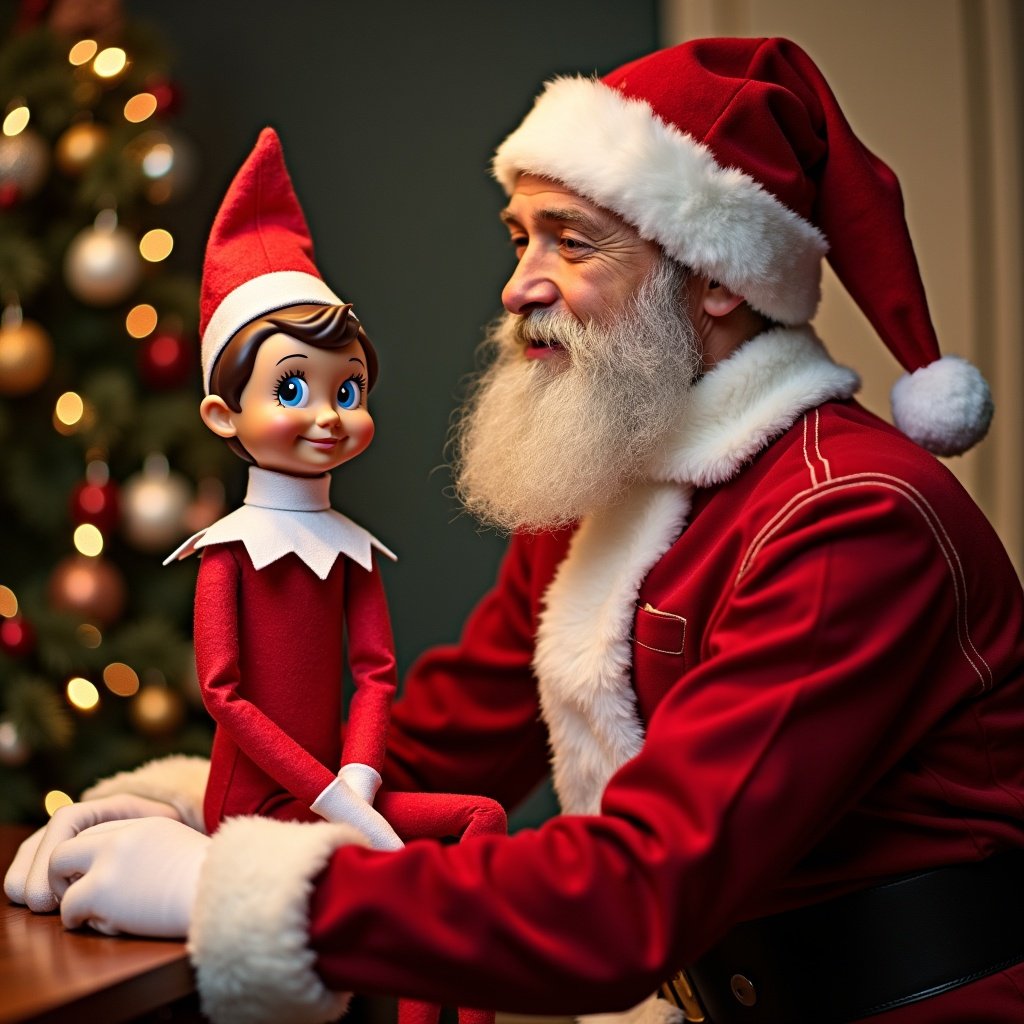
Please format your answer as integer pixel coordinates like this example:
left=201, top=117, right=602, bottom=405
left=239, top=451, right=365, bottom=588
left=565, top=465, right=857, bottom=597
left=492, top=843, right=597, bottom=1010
left=199, top=127, right=349, bottom=394
left=493, top=37, right=992, bottom=456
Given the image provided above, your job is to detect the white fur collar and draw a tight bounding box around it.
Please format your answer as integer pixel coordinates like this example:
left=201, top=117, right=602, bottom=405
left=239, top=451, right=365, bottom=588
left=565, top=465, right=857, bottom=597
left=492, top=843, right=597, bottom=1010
left=648, top=326, right=860, bottom=488
left=164, top=466, right=395, bottom=579
left=535, top=326, right=859, bottom=810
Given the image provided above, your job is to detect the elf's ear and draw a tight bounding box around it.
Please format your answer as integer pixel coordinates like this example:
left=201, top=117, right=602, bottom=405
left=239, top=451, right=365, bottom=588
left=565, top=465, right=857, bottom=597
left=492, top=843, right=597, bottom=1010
left=200, top=395, right=238, bottom=439
left=702, top=279, right=745, bottom=318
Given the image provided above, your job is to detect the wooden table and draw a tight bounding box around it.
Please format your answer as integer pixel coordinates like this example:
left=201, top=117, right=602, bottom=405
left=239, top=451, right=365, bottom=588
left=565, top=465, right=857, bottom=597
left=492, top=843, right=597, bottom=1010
left=0, top=825, right=200, bottom=1023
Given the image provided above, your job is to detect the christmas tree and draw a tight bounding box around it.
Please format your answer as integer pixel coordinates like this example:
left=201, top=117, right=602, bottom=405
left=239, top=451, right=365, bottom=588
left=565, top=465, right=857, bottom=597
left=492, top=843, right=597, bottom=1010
left=0, top=0, right=229, bottom=823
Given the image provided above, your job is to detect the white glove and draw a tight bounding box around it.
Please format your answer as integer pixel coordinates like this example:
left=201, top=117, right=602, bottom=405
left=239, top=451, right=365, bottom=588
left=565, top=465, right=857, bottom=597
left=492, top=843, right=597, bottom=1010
left=50, top=817, right=210, bottom=938
left=338, top=762, right=382, bottom=804
left=4, top=794, right=183, bottom=913
left=311, top=774, right=403, bottom=851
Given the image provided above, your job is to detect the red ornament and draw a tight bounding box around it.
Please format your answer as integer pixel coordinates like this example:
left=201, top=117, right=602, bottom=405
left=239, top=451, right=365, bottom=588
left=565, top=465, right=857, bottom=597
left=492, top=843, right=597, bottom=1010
left=138, top=330, right=194, bottom=390
left=0, top=183, right=20, bottom=209
left=147, top=77, right=182, bottom=116
left=49, top=554, right=126, bottom=627
left=70, top=478, right=121, bottom=532
left=0, top=615, right=35, bottom=658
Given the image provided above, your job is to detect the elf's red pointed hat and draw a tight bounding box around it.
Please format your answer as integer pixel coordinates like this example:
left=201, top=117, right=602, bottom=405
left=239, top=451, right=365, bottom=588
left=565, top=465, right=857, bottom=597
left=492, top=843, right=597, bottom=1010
left=200, top=127, right=351, bottom=394
left=493, top=37, right=992, bottom=456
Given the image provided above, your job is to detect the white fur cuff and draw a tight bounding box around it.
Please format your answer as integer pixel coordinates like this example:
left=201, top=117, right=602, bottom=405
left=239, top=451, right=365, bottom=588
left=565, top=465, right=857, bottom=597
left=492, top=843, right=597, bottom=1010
left=189, top=816, right=368, bottom=1024
left=82, top=754, right=210, bottom=833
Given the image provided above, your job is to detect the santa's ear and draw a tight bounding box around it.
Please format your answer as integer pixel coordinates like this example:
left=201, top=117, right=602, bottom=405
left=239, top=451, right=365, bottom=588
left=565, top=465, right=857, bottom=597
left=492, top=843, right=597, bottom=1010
left=702, top=279, right=745, bottom=318
left=200, top=395, right=238, bottom=439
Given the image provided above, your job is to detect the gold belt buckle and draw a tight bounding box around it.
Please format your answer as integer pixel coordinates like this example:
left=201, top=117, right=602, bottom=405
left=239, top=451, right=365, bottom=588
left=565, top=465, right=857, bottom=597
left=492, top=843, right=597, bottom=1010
left=660, top=968, right=707, bottom=1022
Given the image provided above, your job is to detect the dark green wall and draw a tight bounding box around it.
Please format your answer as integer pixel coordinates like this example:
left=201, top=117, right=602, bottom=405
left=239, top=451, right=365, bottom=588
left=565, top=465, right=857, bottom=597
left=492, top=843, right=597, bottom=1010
left=130, top=0, right=659, bottom=681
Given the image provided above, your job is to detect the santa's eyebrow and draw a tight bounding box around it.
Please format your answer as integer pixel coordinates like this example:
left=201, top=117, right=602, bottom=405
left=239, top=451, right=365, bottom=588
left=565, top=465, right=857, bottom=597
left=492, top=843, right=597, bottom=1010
left=275, top=353, right=308, bottom=366
left=349, top=356, right=365, bottom=367
left=499, top=206, right=606, bottom=235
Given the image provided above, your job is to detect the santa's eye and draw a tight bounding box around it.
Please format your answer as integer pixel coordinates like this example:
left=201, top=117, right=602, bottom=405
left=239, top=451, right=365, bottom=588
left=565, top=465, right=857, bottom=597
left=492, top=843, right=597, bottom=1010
left=337, top=375, right=364, bottom=410
left=276, top=373, right=309, bottom=408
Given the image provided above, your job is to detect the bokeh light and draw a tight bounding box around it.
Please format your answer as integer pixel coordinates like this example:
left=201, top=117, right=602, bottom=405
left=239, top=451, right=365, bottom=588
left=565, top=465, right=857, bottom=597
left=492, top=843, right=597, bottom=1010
left=124, top=92, right=157, bottom=123
left=139, top=229, right=173, bottom=262
left=0, top=585, right=17, bottom=618
left=103, top=661, right=140, bottom=697
left=3, top=106, right=29, bottom=137
left=55, top=391, right=84, bottom=427
left=45, top=790, right=74, bottom=816
left=126, top=303, right=158, bottom=338
left=93, top=47, right=127, bottom=79
left=66, top=676, right=100, bottom=711
left=76, top=623, right=103, bottom=648
left=68, top=40, right=98, bottom=66
left=73, top=523, right=104, bottom=557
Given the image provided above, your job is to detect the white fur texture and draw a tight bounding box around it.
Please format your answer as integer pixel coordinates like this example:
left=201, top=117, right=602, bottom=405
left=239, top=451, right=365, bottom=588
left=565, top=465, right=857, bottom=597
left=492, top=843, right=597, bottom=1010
left=647, top=327, right=860, bottom=488
left=493, top=77, right=827, bottom=325
left=891, top=354, right=993, bottom=456
left=82, top=754, right=210, bottom=833
left=535, top=482, right=691, bottom=815
left=189, top=816, right=366, bottom=1024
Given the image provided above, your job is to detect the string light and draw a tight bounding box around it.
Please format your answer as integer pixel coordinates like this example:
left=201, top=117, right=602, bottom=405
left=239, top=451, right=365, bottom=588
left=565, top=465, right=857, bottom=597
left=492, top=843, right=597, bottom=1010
left=103, top=662, right=140, bottom=697
left=55, top=391, right=84, bottom=427
left=126, top=303, right=158, bottom=338
left=0, top=586, right=17, bottom=618
left=139, top=228, right=173, bottom=262
left=2, top=105, right=29, bottom=137
left=93, top=47, right=127, bottom=79
left=45, top=790, right=74, bottom=816
left=73, top=523, right=104, bottom=557
left=66, top=676, right=100, bottom=711
left=141, top=143, right=173, bottom=179
left=124, top=93, right=157, bottom=123
left=68, top=39, right=98, bottom=66
left=76, top=623, right=103, bottom=648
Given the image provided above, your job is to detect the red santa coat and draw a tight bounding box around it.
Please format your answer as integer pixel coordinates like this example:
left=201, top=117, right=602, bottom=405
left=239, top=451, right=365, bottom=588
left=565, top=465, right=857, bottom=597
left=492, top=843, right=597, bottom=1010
left=96, top=328, right=1024, bottom=1024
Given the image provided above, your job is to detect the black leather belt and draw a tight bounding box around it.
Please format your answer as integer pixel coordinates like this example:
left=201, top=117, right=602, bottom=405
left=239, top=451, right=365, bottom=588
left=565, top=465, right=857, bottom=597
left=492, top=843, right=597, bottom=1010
left=661, top=849, right=1024, bottom=1023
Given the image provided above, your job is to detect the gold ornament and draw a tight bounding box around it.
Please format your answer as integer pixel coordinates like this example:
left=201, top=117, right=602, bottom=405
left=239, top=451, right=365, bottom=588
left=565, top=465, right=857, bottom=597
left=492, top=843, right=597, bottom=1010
left=130, top=685, right=185, bottom=736
left=48, top=553, right=126, bottom=626
left=0, top=128, right=49, bottom=199
left=0, top=317, right=53, bottom=395
left=55, top=121, right=109, bottom=176
left=121, top=453, right=190, bottom=551
left=64, top=210, right=142, bottom=306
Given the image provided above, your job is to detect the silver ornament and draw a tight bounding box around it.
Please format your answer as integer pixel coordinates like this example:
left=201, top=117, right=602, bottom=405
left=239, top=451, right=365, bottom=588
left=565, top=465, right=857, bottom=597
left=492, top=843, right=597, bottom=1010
left=121, top=453, right=191, bottom=551
left=0, top=718, right=30, bottom=767
left=64, top=210, right=142, bottom=306
left=0, top=128, right=49, bottom=198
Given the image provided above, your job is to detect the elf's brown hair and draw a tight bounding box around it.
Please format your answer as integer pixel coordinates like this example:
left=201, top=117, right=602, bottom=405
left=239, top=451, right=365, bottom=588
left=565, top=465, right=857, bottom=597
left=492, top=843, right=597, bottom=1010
left=209, top=302, right=378, bottom=464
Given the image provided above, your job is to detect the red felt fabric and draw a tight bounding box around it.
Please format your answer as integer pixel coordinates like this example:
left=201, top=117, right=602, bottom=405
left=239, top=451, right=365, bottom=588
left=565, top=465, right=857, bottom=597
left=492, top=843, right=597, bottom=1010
left=199, top=127, right=321, bottom=337
left=306, top=398, right=1024, bottom=1018
left=603, top=38, right=941, bottom=372
left=194, top=542, right=396, bottom=829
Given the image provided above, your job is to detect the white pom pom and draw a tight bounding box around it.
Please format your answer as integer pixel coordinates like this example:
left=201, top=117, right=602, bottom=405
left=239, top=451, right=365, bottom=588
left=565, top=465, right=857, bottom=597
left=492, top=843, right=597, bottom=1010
left=891, top=355, right=993, bottom=456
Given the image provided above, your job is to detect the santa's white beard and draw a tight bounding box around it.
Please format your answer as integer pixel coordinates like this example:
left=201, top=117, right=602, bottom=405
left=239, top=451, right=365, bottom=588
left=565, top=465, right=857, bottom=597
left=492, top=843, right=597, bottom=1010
left=451, top=259, right=700, bottom=533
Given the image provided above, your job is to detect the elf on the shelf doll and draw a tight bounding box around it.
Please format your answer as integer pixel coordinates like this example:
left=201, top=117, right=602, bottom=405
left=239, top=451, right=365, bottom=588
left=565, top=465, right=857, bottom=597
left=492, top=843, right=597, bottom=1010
left=167, top=129, right=504, bottom=1024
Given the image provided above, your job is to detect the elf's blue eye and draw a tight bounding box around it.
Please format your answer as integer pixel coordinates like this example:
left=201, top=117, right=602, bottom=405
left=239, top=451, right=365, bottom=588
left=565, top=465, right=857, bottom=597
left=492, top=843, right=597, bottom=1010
left=277, top=375, right=309, bottom=408
left=337, top=377, right=363, bottom=410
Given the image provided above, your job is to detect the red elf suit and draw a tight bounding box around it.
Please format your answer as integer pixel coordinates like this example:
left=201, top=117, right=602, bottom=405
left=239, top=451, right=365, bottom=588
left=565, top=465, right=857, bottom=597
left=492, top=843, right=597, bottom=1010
left=87, top=42, right=1023, bottom=1024
left=163, top=128, right=504, bottom=1024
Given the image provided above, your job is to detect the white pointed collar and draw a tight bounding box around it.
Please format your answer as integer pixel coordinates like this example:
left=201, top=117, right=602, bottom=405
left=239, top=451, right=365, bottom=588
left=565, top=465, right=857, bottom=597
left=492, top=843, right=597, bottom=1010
left=164, top=466, right=396, bottom=580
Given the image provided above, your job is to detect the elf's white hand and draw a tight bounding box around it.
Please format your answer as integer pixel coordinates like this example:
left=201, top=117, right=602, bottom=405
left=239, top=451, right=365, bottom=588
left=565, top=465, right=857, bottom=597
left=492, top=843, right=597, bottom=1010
left=50, top=817, right=209, bottom=938
left=5, top=794, right=183, bottom=912
left=311, top=773, right=403, bottom=851
left=338, top=762, right=382, bottom=804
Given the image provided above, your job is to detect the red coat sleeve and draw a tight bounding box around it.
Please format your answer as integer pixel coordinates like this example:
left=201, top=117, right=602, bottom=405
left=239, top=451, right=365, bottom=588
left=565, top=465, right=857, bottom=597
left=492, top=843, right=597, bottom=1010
left=382, top=533, right=552, bottom=807
left=195, top=545, right=335, bottom=806
left=340, top=558, right=397, bottom=774
left=308, top=482, right=1023, bottom=1012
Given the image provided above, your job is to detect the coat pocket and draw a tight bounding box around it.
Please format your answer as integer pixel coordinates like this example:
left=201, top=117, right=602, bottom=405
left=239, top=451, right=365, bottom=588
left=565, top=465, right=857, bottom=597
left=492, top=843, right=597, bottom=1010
left=632, top=602, right=687, bottom=657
